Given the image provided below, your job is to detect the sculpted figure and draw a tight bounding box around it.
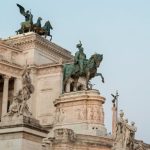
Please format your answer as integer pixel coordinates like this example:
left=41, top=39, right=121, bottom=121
left=114, top=110, right=124, bottom=146
left=54, top=108, right=61, bottom=123
left=17, top=4, right=33, bottom=22
left=63, top=41, right=104, bottom=92
left=8, top=90, right=23, bottom=115
left=112, top=110, right=137, bottom=150
left=16, top=4, right=33, bottom=34
left=128, top=122, right=137, bottom=149
left=16, top=4, right=53, bottom=41
left=74, top=41, right=87, bottom=75
left=8, top=66, right=34, bottom=117
left=134, top=141, right=146, bottom=150
left=123, top=119, right=129, bottom=147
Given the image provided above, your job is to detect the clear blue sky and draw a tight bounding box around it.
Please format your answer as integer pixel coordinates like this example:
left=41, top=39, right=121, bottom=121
left=1, top=0, right=150, bottom=143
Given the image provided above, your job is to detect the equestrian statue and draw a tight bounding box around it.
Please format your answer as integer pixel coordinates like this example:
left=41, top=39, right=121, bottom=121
left=63, top=41, right=104, bottom=92
left=16, top=4, right=53, bottom=41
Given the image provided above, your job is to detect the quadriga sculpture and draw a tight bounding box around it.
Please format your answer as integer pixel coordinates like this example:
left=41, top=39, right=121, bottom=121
left=16, top=4, right=53, bottom=41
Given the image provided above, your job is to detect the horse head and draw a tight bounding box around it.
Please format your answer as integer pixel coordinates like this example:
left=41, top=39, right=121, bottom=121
left=37, top=17, right=42, bottom=22
left=43, top=21, right=53, bottom=30
left=35, top=17, right=42, bottom=27
left=90, top=53, right=103, bottom=68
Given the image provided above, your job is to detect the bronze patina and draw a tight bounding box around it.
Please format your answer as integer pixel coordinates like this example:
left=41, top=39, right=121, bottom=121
left=16, top=4, right=53, bottom=41
left=63, top=41, right=104, bottom=92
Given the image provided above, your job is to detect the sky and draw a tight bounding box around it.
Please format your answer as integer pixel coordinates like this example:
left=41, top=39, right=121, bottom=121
left=0, top=0, right=150, bottom=143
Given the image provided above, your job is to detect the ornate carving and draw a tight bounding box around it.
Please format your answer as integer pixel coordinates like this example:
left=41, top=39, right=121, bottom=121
left=54, top=128, right=76, bottom=142
left=134, top=141, right=147, bottom=150
left=38, top=65, right=62, bottom=75
left=0, top=62, right=22, bottom=77
left=88, top=106, right=94, bottom=120
left=3, top=75, right=11, bottom=79
left=5, top=33, right=73, bottom=61
left=54, top=108, right=65, bottom=124
left=112, top=110, right=137, bottom=150
left=54, top=107, right=61, bottom=123
left=7, top=65, right=34, bottom=117
left=77, top=106, right=86, bottom=120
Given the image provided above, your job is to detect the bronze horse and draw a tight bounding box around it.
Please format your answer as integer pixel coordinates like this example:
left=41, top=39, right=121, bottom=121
left=16, top=19, right=53, bottom=41
left=33, top=21, right=53, bottom=41
left=63, top=53, right=104, bottom=92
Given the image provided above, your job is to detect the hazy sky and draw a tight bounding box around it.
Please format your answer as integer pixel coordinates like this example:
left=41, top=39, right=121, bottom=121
left=1, top=0, right=150, bottom=143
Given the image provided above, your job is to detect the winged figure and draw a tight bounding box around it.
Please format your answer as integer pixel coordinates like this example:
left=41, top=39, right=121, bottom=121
left=16, top=4, right=32, bottom=22
left=111, top=91, right=119, bottom=104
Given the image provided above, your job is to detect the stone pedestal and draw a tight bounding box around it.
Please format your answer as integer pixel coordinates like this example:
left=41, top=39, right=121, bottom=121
left=53, top=90, right=107, bottom=136
left=0, top=116, right=48, bottom=150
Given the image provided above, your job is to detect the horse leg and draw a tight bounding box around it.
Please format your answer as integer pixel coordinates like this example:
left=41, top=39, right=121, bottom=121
left=86, top=72, right=90, bottom=90
left=63, top=79, right=66, bottom=93
left=50, top=35, right=52, bottom=41
left=73, top=78, right=78, bottom=92
left=96, top=73, right=105, bottom=83
left=22, top=27, right=24, bottom=33
left=63, top=77, right=70, bottom=93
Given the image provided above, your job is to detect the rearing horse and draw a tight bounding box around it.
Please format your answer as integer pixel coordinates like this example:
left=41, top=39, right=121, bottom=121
left=63, top=53, right=104, bottom=92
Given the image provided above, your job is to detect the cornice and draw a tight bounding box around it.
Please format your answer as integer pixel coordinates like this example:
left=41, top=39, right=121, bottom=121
left=0, top=40, right=22, bottom=53
left=76, top=134, right=113, bottom=147
left=4, top=32, right=73, bottom=61
left=0, top=60, right=22, bottom=69
left=0, top=61, right=22, bottom=77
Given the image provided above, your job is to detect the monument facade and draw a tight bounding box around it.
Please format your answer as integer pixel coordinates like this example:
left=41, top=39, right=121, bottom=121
left=0, top=4, right=149, bottom=150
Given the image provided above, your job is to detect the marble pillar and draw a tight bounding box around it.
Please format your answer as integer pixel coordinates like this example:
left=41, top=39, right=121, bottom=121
left=2, top=75, right=10, bottom=116
left=112, top=106, right=117, bottom=136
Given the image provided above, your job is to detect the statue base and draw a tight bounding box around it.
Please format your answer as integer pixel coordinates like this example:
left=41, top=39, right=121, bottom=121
left=0, top=115, right=48, bottom=150
left=52, top=90, right=107, bottom=137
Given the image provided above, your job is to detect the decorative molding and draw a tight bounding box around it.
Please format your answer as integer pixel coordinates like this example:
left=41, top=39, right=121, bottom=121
left=0, top=40, right=22, bottom=53
left=0, top=62, right=22, bottom=77
left=2, top=75, right=11, bottom=79
left=4, top=32, right=73, bottom=62
left=37, top=64, right=62, bottom=75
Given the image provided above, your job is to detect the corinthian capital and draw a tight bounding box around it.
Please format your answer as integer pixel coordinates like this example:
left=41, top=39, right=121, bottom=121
left=2, top=75, right=11, bottom=79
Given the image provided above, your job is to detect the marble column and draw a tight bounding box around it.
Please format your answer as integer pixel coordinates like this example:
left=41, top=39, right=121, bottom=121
left=2, top=75, right=10, bottom=116
left=112, top=106, right=117, bottom=137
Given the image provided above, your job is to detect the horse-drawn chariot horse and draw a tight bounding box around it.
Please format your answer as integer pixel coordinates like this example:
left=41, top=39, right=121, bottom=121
left=16, top=4, right=53, bottom=41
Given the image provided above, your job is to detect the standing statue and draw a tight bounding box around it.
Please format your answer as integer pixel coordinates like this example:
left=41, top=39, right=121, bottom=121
left=112, top=110, right=137, bottom=150
left=8, top=65, right=34, bottom=116
left=16, top=4, right=33, bottom=34
left=63, top=41, right=104, bottom=92
left=17, top=4, right=33, bottom=22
